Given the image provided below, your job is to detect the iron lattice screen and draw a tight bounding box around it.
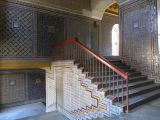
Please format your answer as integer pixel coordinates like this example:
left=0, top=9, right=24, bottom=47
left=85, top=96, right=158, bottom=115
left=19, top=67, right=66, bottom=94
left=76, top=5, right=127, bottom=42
left=0, top=4, right=35, bottom=57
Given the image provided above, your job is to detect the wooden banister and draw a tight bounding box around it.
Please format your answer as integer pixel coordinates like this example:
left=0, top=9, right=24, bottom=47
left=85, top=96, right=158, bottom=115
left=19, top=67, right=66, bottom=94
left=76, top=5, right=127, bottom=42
left=51, top=37, right=128, bottom=80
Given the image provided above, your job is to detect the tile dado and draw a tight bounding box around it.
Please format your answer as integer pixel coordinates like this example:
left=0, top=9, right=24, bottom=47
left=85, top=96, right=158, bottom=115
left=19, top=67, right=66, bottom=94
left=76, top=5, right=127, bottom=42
left=0, top=69, right=46, bottom=106
left=46, top=61, right=122, bottom=120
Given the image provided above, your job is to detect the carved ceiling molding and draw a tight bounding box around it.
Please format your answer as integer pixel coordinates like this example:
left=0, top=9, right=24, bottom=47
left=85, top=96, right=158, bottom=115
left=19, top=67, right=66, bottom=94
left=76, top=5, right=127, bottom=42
left=119, top=0, right=131, bottom=5
left=105, top=3, right=119, bottom=16
left=2, top=0, right=119, bottom=20
left=4, top=0, right=91, bottom=19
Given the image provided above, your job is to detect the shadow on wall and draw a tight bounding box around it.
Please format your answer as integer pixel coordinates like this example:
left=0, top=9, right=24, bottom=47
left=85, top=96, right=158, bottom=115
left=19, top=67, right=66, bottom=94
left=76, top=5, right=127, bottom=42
left=28, top=71, right=46, bottom=100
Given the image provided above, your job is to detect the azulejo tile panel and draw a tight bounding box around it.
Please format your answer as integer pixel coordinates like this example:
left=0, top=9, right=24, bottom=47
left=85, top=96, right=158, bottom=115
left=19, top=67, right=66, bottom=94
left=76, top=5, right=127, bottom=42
left=0, top=3, right=35, bottom=57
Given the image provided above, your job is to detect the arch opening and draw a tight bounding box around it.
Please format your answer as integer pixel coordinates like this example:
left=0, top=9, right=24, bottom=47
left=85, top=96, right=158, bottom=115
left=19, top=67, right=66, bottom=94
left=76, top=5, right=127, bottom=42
left=112, top=24, right=119, bottom=56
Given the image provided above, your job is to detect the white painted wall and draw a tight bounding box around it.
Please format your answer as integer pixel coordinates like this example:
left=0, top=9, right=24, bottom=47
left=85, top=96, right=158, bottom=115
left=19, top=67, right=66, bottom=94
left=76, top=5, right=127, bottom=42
left=46, top=67, right=56, bottom=112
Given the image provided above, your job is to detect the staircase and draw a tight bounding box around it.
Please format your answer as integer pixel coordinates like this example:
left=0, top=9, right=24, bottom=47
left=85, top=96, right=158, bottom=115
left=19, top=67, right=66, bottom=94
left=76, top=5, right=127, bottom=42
left=76, top=57, right=160, bottom=111
left=52, top=37, right=160, bottom=119
left=106, top=58, right=160, bottom=110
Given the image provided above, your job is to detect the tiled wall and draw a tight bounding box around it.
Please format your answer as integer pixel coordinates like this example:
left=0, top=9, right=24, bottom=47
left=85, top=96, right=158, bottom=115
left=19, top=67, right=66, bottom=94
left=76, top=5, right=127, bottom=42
left=37, top=13, right=65, bottom=56
left=0, top=1, right=99, bottom=58
left=0, top=3, right=35, bottom=57
left=119, top=0, right=159, bottom=81
left=46, top=61, right=123, bottom=120
left=0, top=73, right=26, bottom=104
left=0, top=2, right=65, bottom=58
left=0, top=70, right=46, bottom=106
left=28, top=71, right=46, bottom=100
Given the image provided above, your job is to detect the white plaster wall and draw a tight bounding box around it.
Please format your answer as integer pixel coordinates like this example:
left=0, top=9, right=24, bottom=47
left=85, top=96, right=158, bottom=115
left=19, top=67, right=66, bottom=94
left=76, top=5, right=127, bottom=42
left=100, top=14, right=118, bottom=56
left=55, top=67, right=64, bottom=112
left=46, top=67, right=56, bottom=112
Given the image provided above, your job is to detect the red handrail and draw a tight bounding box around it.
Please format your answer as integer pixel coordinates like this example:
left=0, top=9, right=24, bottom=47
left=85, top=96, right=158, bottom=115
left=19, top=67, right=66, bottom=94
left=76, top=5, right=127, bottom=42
left=51, top=37, right=128, bottom=80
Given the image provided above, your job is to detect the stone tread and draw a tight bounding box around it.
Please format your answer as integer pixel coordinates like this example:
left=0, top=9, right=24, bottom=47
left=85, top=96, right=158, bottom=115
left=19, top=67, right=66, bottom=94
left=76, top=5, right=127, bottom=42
left=115, top=89, right=160, bottom=108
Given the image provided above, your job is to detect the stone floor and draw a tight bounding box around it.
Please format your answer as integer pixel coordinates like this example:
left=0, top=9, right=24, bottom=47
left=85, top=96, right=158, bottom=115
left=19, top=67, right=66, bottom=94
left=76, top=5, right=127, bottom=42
left=19, top=111, right=68, bottom=120
left=1, top=98, right=160, bottom=120
left=0, top=102, right=46, bottom=120
left=20, top=98, right=160, bottom=120
left=96, top=97, right=160, bottom=120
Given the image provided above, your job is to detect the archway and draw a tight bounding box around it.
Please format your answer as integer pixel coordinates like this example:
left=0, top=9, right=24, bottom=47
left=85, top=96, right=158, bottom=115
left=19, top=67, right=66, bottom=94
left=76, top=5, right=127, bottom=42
left=90, top=0, right=117, bottom=20
left=112, top=24, right=119, bottom=56
left=100, top=2, right=119, bottom=56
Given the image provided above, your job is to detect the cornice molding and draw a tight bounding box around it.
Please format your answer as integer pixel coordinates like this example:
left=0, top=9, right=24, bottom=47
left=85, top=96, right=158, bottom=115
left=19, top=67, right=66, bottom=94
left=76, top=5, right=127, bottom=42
left=4, top=0, right=93, bottom=19
left=119, top=0, right=131, bottom=6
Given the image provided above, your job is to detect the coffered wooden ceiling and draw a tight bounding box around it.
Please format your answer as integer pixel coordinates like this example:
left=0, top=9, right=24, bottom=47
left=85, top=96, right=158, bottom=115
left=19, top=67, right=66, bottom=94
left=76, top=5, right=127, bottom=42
left=105, top=3, right=119, bottom=16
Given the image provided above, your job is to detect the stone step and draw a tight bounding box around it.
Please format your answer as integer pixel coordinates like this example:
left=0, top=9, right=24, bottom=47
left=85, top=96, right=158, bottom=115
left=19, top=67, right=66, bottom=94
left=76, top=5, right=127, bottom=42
left=113, top=81, right=159, bottom=100
left=128, top=72, right=141, bottom=77
left=75, top=57, right=159, bottom=112
left=115, top=89, right=160, bottom=110
left=91, top=75, right=147, bottom=83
